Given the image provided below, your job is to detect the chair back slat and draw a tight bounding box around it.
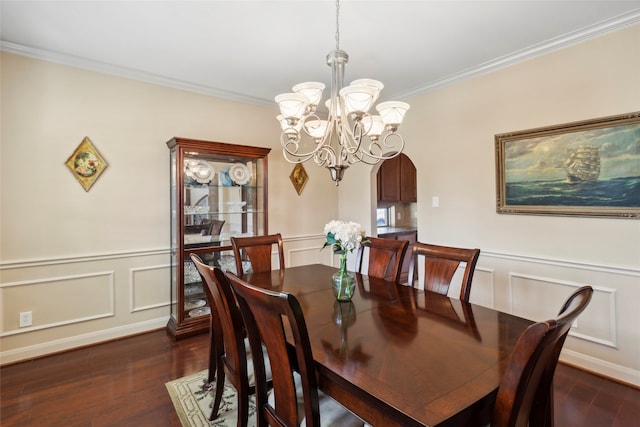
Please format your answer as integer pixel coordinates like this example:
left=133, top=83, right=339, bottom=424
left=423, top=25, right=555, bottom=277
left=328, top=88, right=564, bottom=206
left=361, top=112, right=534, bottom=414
left=356, top=236, right=409, bottom=283
left=231, top=233, right=285, bottom=275
left=407, top=242, right=480, bottom=301
left=422, top=258, right=460, bottom=296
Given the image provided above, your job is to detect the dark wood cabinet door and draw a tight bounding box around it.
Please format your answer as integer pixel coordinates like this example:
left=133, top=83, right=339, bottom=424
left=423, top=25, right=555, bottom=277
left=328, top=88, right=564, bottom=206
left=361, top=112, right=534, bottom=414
left=399, top=155, right=417, bottom=202
left=378, top=155, right=401, bottom=202
left=377, top=154, right=416, bottom=203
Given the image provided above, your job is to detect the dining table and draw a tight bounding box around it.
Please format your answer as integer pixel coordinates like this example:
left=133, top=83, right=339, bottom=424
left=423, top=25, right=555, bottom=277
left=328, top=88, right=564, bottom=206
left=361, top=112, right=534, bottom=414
left=241, top=263, right=533, bottom=427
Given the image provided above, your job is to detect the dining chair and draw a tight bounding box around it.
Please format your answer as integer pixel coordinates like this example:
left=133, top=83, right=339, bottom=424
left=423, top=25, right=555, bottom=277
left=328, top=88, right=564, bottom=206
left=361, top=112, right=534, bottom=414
left=227, top=272, right=365, bottom=427
left=231, top=233, right=285, bottom=275
left=190, top=254, right=271, bottom=426
left=205, top=218, right=225, bottom=236
left=492, top=285, right=593, bottom=427
left=406, top=242, right=480, bottom=302
left=355, top=236, right=409, bottom=283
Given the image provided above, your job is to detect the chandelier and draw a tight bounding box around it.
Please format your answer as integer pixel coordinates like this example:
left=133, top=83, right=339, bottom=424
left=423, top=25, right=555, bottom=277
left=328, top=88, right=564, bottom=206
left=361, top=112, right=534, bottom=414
left=275, top=0, right=410, bottom=186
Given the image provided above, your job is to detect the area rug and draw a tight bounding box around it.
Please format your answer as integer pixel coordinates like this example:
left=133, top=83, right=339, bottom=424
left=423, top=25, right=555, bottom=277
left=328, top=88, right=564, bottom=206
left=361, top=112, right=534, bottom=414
left=166, top=370, right=257, bottom=427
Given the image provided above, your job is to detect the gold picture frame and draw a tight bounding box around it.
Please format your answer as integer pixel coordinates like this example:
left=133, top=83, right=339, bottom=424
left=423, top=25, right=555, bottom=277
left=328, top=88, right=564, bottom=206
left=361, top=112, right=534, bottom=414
left=289, top=163, right=308, bottom=195
left=65, top=136, right=109, bottom=191
left=495, top=112, right=640, bottom=218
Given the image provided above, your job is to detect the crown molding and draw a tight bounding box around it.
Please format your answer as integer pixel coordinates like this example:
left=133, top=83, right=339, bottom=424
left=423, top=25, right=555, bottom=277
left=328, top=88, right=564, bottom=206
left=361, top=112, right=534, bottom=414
left=397, top=9, right=640, bottom=100
left=0, top=40, right=274, bottom=107
left=2, top=9, right=639, bottom=105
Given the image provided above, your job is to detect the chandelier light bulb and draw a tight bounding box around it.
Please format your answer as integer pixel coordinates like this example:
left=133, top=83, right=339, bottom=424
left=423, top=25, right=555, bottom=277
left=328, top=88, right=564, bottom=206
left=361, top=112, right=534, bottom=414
left=292, top=82, right=325, bottom=111
left=350, top=79, right=384, bottom=103
left=277, top=114, right=301, bottom=140
left=304, top=119, right=329, bottom=140
left=361, top=115, right=385, bottom=140
left=339, top=85, right=378, bottom=116
left=376, top=101, right=410, bottom=130
left=275, top=93, right=309, bottom=122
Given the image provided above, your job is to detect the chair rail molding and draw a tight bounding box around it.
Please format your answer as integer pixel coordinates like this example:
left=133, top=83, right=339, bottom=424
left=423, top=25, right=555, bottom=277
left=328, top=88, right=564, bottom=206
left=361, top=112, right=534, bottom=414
left=0, top=247, right=169, bottom=269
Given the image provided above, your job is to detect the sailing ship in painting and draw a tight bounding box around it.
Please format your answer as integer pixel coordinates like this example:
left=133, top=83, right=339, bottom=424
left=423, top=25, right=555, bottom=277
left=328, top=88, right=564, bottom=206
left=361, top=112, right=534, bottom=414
left=563, top=145, right=600, bottom=183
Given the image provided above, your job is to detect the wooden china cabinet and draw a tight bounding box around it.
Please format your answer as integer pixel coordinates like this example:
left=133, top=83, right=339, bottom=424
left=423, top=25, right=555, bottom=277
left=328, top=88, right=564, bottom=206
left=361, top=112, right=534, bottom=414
left=166, top=137, right=271, bottom=339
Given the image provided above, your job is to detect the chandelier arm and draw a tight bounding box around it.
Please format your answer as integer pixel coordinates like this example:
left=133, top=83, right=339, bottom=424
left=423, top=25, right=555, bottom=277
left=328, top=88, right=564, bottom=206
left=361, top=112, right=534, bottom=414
left=314, top=145, right=337, bottom=167
left=281, top=134, right=315, bottom=164
left=281, top=116, right=330, bottom=161
left=360, top=133, right=406, bottom=164
left=282, top=150, right=315, bottom=164
left=300, top=112, right=332, bottom=145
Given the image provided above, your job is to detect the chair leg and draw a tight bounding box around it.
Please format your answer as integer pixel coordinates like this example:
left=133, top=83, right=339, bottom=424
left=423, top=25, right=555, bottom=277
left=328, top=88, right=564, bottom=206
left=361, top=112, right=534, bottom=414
left=236, top=382, right=249, bottom=427
left=209, top=370, right=226, bottom=421
left=208, top=329, right=217, bottom=383
left=208, top=352, right=216, bottom=384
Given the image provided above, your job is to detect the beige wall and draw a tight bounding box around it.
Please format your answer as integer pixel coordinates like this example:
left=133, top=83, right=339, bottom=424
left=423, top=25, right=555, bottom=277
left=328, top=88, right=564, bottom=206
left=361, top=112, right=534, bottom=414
left=1, top=25, right=639, bottom=385
left=0, top=52, right=338, bottom=363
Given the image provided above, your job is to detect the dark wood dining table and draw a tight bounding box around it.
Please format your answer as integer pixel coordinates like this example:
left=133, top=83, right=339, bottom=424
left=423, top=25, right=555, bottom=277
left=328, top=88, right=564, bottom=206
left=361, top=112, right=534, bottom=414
left=242, top=264, right=532, bottom=427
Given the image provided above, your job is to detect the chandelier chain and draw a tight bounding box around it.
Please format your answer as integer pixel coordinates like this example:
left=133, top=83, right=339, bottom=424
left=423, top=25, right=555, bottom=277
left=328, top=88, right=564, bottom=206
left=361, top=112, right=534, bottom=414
left=335, top=0, right=340, bottom=50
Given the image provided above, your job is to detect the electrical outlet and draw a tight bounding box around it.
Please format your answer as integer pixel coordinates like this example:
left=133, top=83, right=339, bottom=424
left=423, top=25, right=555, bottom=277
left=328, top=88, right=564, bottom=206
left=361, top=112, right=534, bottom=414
left=19, top=311, right=32, bottom=327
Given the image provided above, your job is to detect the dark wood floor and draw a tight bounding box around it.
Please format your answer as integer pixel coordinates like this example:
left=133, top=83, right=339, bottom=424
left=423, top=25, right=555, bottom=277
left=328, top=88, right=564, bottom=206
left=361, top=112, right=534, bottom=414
left=1, top=329, right=638, bottom=426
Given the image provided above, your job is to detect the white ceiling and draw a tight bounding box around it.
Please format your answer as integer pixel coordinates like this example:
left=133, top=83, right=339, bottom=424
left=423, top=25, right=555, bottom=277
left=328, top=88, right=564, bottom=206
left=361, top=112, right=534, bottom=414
left=2, top=1, right=640, bottom=107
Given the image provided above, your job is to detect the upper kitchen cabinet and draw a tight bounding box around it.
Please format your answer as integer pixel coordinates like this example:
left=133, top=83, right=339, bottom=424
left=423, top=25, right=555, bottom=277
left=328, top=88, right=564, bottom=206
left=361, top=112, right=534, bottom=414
left=166, top=137, right=271, bottom=339
left=377, top=153, right=417, bottom=202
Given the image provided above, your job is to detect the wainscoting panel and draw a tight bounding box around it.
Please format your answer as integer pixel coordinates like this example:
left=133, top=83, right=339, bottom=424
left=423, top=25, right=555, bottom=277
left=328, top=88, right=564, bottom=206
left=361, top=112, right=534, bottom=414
left=509, top=273, right=617, bottom=347
left=479, top=251, right=638, bottom=386
left=467, top=266, right=495, bottom=308
left=287, top=245, right=329, bottom=267
left=0, top=248, right=170, bottom=365
left=130, top=264, right=171, bottom=313
left=1, top=271, right=115, bottom=336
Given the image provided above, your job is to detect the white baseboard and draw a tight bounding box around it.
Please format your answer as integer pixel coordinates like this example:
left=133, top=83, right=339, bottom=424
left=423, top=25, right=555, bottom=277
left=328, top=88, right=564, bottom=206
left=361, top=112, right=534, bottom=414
left=0, top=317, right=169, bottom=366
left=561, top=348, right=640, bottom=387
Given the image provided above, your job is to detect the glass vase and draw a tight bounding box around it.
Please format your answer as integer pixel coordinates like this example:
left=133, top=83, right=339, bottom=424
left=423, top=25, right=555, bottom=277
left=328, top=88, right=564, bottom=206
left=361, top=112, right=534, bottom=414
left=332, top=254, right=356, bottom=301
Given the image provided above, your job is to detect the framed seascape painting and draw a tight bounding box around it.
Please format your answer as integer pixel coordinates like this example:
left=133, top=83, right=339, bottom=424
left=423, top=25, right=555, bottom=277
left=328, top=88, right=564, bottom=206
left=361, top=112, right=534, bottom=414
left=495, top=112, right=640, bottom=218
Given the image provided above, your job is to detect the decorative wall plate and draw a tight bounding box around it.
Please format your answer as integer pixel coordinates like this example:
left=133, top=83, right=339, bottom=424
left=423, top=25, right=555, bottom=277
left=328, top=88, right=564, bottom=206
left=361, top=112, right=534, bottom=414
left=290, top=163, right=308, bottom=195
left=65, top=136, right=108, bottom=191
left=229, top=163, right=251, bottom=185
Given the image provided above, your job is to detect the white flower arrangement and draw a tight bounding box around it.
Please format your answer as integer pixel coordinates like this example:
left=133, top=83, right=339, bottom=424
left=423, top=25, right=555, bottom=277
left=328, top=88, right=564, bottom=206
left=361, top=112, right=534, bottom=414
left=323, top=220, right=367, bottom=255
